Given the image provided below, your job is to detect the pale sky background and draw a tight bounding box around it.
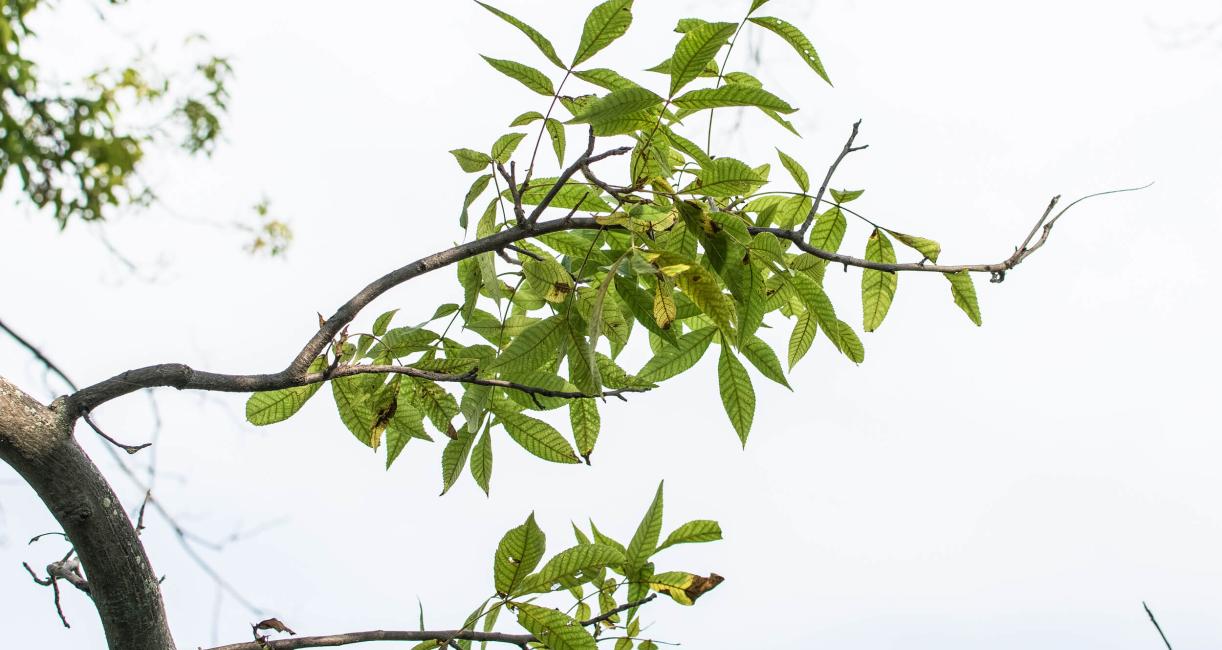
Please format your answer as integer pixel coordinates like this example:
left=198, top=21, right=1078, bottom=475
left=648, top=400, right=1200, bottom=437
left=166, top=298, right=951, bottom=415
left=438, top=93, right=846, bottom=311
left=2, top=1, right=1221, bottom=648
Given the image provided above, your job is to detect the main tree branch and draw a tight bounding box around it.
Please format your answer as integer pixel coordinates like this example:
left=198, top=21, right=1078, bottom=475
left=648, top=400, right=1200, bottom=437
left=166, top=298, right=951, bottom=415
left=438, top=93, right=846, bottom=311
left=63, top=129, right=1143, bottom=419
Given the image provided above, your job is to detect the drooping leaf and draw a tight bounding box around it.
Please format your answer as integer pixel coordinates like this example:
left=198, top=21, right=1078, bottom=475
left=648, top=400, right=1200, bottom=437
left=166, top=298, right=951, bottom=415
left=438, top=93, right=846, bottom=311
left=861, top=228, right=898, bottom=332
left=739, top=335, right=790, bottom=389
left=637, top=325, right=716, bottom=382
left=572, top=0, right=635, bottom=66
left=717, top=345, right=755, bottom=445
left=476, top=2, right=566, bottom=68
left=332, top=374, right=376, bottom=446
left=385, top=402, right=429, bottom=469
left=671, top=85, right=795, bottom=115
left=440, top=427, right=476, bottom=495
left=677, top=267, right=737, bottom=343
left=470, top=425, right=494, bottom=495
left=492, top=403, right=581, bottom=463
left=570, top=398, right=600, bottom=459
left=944, top=271, right=982, bottom=326
left=515, top=603, right=596, bottom=650
left=748, top=16, right=831, bottom=85
left=776, top=149, right=810, bottom=192
left=246, top=357, right=327, bottom=425
left=657, top=520, right=722, bottom=552
left=787, top=310, right=817, bottom=370
left=668, top=21, right=737, bottom=96
left=481, top=56, right=555, bottom=96
left=488, top=316, right=566, bottom=372
left=495, top=513, right=547, bottom=596
left=832, top=319, right=865, bottom=363
left=544, top=118, right=566, bottom=164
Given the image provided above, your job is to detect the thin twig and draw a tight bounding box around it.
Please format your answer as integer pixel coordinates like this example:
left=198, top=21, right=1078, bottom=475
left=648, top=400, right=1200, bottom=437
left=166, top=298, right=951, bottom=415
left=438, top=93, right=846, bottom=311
left=204, top=595, right=661, bottom=650
left=1143, top=601, right=1174, bottom=650
left=798, top=119, right=866, bottom=236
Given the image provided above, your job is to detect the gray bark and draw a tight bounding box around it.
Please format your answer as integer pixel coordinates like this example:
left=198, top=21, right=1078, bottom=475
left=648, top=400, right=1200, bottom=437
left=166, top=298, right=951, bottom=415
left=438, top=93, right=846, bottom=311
left=0, top=376, right=176, bottom=650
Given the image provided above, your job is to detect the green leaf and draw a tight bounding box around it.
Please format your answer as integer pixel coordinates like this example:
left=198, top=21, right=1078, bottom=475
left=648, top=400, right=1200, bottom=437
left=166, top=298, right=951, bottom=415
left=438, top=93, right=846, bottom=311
left=572, top=68, right=640, bottom=91
left=450, top=148, right=491, bottom=173
left=626, top=482, right=665, bottom=570
left=671, top=85, right=796, bottom=114
left=491, top=132, right=527, bottom=164
left=676, top=267, right=737, bottom=344
left=492, top=403, right=581, bottom=464
left=637, top=326, right=716, bottom=382
left=657, top=520, right=722, bottom=552
left=944, top=271, right=982, bottom=326
left=332, top=374, right=376, bottom=446
left=740, top=335, right=790, bottom=389
left=668, top=21, right=736, bottom=96
left=475, top=2, right=565, bottom=68
left=372, top=310, right=399, bottom=337
left=488, top=316, right=565, bottom=372
left=246, top=357, right=327, bottom=425
left=385, top=402, right=429, bottom=469
left=829, top=188, right=864, bottom=203
left=440, top=427, right=476, bottom=495
left=572, top=0, right=634, bottom=66
left=718, top=345, right=755, bottom=445
left=832, top=319, right=865, bottom=363
left=750, top=0, right=771, bottom=12
left=470, top=425, right=494, bottom=495
left=515, top=177, right=612, bottom=212
left=536, top=543, right=626, bottom=586
left=570, top=398, right=600, bottom=459
left=515, top=603, right=596, bottom=650
left=861, top=228, right=897, bottom=332
left=808, top=206, right=847, bottom=253
left=687, top=157, right=768, bottom=198
left=660, top=125, right=713, bottom=168
left=567, top=86, right=663, bottom=126
left=544, top=118, right=566, bottom=164
left=787, top=310, right=817, bottom=370
left=370, top=327, right=439, bottom=358
left=776, top=149, right=810, bottom=192
left=509, top=110, right=545, bottom=126
left=460, top=174, right=493, bottom=228
left=887, top=230, right=942, bottom=262
left=495, top=513, right=547, bottom=596
left=748, top=16, right=831, bottom=85
left=481, top=56, right=555, bottom=96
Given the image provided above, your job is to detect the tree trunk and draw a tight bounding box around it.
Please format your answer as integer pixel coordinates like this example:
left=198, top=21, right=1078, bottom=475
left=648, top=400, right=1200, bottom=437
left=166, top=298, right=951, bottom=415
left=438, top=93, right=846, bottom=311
left=0, top=376, right=176, bottom=650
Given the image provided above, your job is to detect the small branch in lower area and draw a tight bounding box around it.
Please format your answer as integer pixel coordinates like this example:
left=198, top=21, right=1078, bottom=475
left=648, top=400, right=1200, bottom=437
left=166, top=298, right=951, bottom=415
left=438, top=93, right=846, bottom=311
left=83, top=414, right=150, bottom=454
left=205, top=595, right=660, bottom=650
left=1143, top=601, right=1174, bottom=650
left=24, top=554, right=91, bottom=628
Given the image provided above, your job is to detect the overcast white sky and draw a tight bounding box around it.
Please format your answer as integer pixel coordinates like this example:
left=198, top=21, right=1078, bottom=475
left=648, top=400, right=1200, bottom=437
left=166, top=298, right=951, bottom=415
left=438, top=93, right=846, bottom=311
left=3, top=1, right=1221, bottom=648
